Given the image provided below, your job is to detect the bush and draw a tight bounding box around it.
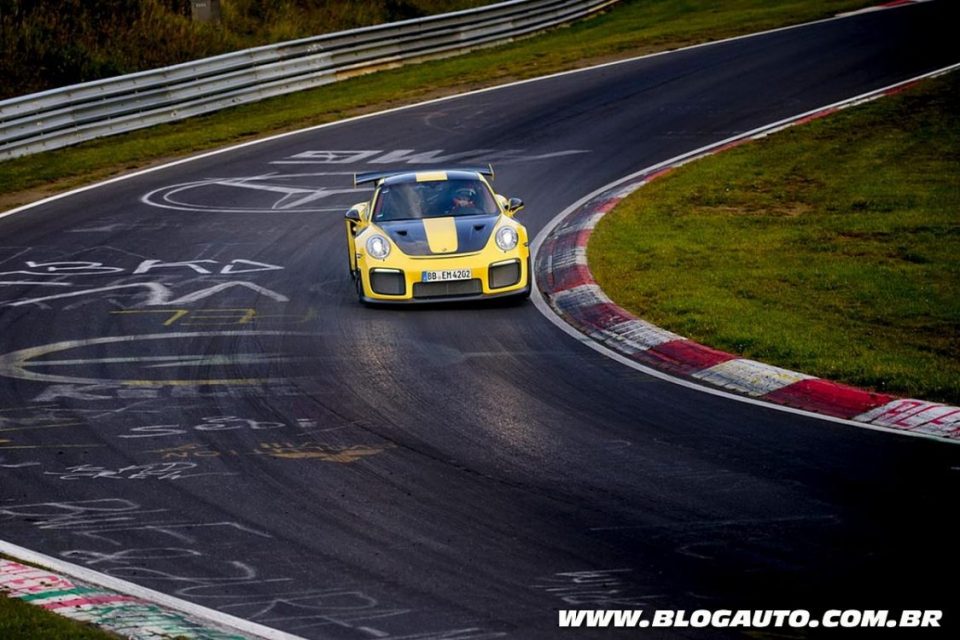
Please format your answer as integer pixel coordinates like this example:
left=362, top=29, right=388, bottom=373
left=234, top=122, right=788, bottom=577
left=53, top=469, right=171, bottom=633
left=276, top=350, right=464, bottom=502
left=0, top=0, right=491, bottom=99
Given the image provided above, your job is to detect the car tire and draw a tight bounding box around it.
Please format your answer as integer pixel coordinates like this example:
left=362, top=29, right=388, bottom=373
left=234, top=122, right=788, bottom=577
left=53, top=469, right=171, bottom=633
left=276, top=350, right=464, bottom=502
left=521, top=257, right=532, bottom=300
left=355, top=271, right=370, bottom=305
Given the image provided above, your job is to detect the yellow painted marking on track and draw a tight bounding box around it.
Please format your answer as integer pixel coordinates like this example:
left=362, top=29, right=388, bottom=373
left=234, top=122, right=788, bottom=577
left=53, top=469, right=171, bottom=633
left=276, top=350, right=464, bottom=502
left=0, top=422, right=83, bottom=433
left=122, top=378, right=274, bottom=387
left=263, top=445, right=389, bottom=463
left=181, top=308, right=257, bottom=325
left=0, top=443, right=103, bottom=449
left=111, top=309, right=277, bottom=327
left=423, top=217, right=459, bottom=254
left=415, top=171, right=447, bottom=182
left=0, top=404, right=59, bottom=412
left=112, top=309, right=190, bottom=326
left=148, top=441, right=393, bottom=463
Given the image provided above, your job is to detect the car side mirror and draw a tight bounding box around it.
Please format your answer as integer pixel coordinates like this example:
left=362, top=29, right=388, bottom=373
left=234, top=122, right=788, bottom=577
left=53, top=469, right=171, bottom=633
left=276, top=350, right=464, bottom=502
left=345, top=208, right=362, bottom=222
left=506, top=197, right=524, bottom=215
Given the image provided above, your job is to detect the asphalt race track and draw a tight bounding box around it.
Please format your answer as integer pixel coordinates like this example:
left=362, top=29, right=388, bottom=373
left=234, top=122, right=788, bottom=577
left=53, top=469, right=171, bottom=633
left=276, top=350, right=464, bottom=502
left=1, top=3, right=959, bottom=638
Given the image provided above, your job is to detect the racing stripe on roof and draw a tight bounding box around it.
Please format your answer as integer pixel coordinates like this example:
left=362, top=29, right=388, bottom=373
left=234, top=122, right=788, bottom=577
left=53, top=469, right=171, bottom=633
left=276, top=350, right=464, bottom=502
left=416, top=171, right=447, bottom=182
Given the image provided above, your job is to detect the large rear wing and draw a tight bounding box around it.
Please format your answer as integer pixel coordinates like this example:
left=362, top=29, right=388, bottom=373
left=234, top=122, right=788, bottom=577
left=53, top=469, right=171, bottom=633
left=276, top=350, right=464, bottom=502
left=353, top=164, right=494, bottom=187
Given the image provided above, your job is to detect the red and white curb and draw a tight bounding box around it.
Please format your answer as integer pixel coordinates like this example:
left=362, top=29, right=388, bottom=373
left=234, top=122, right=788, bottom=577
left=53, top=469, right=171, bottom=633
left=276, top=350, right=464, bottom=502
left=532, top=63, right=960, bottom=443
left=0, top=541, right=304, bottom=640
left=836, top=0, right=934, bottom=18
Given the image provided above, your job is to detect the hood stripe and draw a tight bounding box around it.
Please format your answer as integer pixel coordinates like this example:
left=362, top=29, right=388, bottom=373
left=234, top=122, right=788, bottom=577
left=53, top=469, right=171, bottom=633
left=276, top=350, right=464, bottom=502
left=423, top=217, right=459, bottom=254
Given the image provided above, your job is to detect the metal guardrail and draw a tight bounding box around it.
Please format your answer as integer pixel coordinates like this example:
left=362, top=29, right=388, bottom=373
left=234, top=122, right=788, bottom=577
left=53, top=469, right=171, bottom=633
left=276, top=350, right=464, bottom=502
left=0, top=0, right=618, bottom=160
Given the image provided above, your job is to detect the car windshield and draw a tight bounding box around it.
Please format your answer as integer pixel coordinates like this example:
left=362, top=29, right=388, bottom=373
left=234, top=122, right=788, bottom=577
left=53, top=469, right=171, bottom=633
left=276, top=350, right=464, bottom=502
left=372, top=178, right=499, bottom=222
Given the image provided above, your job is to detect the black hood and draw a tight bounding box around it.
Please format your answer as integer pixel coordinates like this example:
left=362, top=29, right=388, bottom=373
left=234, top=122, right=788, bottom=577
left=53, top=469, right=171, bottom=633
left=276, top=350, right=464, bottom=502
left=379, top=215, right=499, bottom=256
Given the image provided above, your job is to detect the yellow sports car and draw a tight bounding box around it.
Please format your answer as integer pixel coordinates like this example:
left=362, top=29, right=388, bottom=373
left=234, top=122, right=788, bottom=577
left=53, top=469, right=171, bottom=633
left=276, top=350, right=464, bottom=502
left=345, top=166, right=530, bottom=303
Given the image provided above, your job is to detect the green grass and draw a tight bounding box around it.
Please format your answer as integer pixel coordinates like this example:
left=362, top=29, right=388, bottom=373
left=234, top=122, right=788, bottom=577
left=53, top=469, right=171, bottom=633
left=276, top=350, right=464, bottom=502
left=590, top=73, right=960, bottom=404
left=0, top=0, right=875, bottom=209
left=0, top=592, right=121, bottom=639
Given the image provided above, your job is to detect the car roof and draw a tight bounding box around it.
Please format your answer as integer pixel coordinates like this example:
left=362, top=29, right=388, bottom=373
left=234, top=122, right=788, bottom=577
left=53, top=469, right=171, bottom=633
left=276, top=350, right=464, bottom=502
left=381, top=169, right=485, bottom=186
left=354, top=165, right=494, bottom=187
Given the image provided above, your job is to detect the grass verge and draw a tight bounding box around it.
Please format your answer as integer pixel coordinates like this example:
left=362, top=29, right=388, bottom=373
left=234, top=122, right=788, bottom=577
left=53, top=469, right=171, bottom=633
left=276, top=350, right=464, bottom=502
left=589, top=73, right=960, bottom=405
left=1, top=553, right=120, bottom=639
left=0, top=592, right=121, bottom=640
left=0, top=0, right=875, bottom=211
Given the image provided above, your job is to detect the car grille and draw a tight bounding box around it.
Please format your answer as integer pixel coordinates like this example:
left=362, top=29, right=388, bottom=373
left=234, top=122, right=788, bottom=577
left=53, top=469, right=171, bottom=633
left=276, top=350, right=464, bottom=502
left=412, top=279, right=482, bottom=299
left=488, top=260, right=521, bottom=289
left=369, top=270, right=405, bottom=296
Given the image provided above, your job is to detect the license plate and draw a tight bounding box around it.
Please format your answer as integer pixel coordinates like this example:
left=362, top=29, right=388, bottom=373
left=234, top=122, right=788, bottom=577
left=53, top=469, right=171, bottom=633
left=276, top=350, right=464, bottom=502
left=421, top=269, right=472, bottom=282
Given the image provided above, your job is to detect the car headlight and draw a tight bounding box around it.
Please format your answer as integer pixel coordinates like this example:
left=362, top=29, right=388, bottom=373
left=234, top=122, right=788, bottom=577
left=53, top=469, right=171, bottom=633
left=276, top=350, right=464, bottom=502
left=366, top=234, right=391, bottom=260
left=495, top=226, right=519, bottom=251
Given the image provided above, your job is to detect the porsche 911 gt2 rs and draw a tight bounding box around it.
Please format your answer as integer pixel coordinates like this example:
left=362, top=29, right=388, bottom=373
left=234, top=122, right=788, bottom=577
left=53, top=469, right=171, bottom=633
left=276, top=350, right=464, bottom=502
left=344, top=166, right=530, bottom=304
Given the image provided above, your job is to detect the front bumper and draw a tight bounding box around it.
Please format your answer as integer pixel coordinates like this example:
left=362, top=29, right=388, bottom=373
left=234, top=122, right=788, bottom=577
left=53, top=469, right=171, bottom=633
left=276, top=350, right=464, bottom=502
left=360, top=283, right=530, bottom=305
left=358, top=253, right=530, bottom=303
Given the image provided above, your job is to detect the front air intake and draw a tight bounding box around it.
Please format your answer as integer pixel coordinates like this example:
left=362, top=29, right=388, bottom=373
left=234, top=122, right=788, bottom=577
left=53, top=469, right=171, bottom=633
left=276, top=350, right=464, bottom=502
left=488, top=260, right=521, bottom=289
left=369, top=269, right=405, bottom=295
left=413, top=279, right=482, bottom=299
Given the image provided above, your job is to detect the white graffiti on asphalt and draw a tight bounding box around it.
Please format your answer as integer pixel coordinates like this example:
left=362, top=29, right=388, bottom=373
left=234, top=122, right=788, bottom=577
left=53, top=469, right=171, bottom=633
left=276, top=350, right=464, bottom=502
left=119, top=416, right=290, bottom=439
left=141, top=172, right=368, bottom=214
left=141, top=149, right=591, bottom=215
left=0, top=331, right=313, bottom=386
left=270, top=148, right=591, bottom=165
left=46, top=462, right=237, bottom=481
left=0, top=258, right=283, bottom=278
left=1, top=496, right=508, bottom=636
left=0, top=257, right=287, bottom=309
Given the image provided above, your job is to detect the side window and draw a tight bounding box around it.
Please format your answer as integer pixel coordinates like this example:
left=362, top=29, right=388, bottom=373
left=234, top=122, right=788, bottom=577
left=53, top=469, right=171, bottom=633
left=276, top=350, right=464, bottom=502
left=373, top=187, right=389, bottom=221
left=476, top=181, right=499, bottom=213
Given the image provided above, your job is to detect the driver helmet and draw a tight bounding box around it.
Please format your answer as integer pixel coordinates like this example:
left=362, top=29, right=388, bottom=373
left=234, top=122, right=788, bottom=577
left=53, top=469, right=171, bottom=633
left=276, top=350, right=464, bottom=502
left=452, top=187, right=476, bottom=208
